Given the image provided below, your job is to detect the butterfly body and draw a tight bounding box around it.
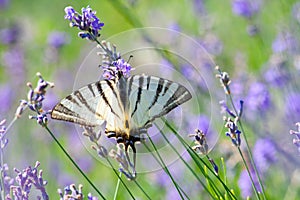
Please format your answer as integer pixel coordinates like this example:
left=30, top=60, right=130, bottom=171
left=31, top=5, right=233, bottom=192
left=51, top=75, right=192, bottom=154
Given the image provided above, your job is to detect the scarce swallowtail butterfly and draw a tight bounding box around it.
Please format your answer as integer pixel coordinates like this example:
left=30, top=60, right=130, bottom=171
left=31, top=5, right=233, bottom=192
left=51, top=74, right=192, bottom=165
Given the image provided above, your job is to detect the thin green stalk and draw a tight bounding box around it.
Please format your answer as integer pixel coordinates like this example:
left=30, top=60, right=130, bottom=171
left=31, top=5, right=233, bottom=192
left=155, top=122, right=217, bottom=199
left=113, top=172, right=122, bottom=200
left=43, top=125, right=106, bottom=199
left=143, top=139, right=188, bottom=200
left=163, top=119, right=237, bottom=200
left=0, top=117, right=17, bottom=199
left=228, top=95, right=266, bottom=200
left=104, top=158, right=136, bottom=199
left=237, top=147, right=261, bottom=200
left=133, top=180, right=151, bottom=200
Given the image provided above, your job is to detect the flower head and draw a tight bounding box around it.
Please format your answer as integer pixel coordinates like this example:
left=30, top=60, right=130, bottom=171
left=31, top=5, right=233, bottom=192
left=98, top=41, right=133, bottom=80
left=290, top=123, right=300, bottom=153
left=0, top=25, right=20, bottom=45
left=232, top=0, right=262, bottom=19
left=190, top=129, right=209, bottom=155
left=253, top=138, right=277, bottom=172
left=215, top=66, right=231, bottom=94
left=47, top=31, right=69, bottom=49
left=285, top=92, right=300, bottom=121
left=58, top=184, right=97, bottom=200
left=64, top=5, right=104, bottom=40
left=7, top=161, right=49, bottom=200
left=245, top=82, right=271, bottom=113
left=109, top=144, right=136, bottom=180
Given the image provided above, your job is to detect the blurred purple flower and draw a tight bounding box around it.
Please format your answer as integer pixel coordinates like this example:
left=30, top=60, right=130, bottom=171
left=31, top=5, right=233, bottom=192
left=272, top=31, right=299, bottom=53
left=232, top=0, right=262, bottom=18
left=245, top=82, right=271, bottom=113
left=253, top=138, right=276, bottom=172
left=186, top=114, right=213, bottom=136
left=285, top=92, right=300, bottom=121
left=292, top=2, right=300, bottom=24
left=47, top=31, right=69, bottom=49
left=200, top=33, right=223, bottom=55
left=0, top=25, right=20, bottom=45
left=0, top=0, right=9, bottom=9
left=0, top=84, right=13, bottom=116
left=238, top=170, right=261, bottom=198
left=2, top=48, right=25, bottom=85
left=264, top=55, right=289, bottom=87
left=193, top=0, right=206, bottom=14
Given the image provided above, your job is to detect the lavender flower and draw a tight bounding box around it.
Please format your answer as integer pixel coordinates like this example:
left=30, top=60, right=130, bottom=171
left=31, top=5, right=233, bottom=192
left=238, top=169, right=261, bottom=198
left=47, top=31, right=69, bottom=49
left=58, top=184, right=98, bottom=200
left=264, top=54, right=289, bottom=87
left=0, top=84, right=13, bottom=117
left=245, top=82, right=271, bottom=113
left=16, top=72, right=54, bottom=126
left=253, top=138, right=276, bottom=173
left=2, top=48, right=25, bottom=86
left=98, top=41, right=133, bottom=80
left=0, top=0, right=9, bottom=9
left=232, top=0, right=262, bottom=19
left=0, top=119, right=8, bottom=150
left=285, top=92, right=300, bottom=121
left=200, top=33, right=223, bottom=56
left=109, top=144, right=136, bottom=180
left=83, top=126, right=108, bottom=158
left=272, top=31, right=298, bottom=53
left=215, top=66, right=231, bottom=94
left=1, top=163, right=14, bottom=195
left=290, top=123, right=300, bottom=153
left=190, top=129, right=209, bottom=155
left=7, top=161, right=49, bottom=200
left=221, top=100, right=244, bottom=147
left=0, top=25, right=20, bottom=45
left=64, top=5, right=104, bottom=40
left=292, top=2, right=300, bottom=24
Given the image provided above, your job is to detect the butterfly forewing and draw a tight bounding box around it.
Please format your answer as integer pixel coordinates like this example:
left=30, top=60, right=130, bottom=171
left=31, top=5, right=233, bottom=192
left=51, top=79, right=122, bottom=127
left=128, top=75, right=192, bottom=128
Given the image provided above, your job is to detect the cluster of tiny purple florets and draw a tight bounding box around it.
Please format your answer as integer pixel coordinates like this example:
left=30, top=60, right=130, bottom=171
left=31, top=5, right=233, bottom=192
left=6, top=162, right=49, bottom=200
left=15, top=72, right=54, bottom=126
left=290, top=123, right=300, bottom=153
left=58, top=184, right=98, bottom=200
left=64, top=6, right=104, bottom=40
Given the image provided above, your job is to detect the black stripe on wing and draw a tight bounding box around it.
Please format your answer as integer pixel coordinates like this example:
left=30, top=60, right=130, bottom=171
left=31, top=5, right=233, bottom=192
left=95, top=81, right=121, bottom=119
left=51, top=103, right=98, bottom=127
left=147, top=78, right=164, bottom=110
left=131, top=76, right=144, bottom=117
left=143, top=84, right=192, bottom=126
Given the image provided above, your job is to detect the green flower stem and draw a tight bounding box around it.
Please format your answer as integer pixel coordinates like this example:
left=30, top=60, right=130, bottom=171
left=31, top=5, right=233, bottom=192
left=113, top=172, right=122, bottom=200
left=43, top=125, right=106, bottom=199
left=227, top=95, right=266, bottom=200
left=143, top=138, right=188, bottom=200
left=154, top=122, right=217, bottom=199
left=237, top=147, right=261, bottom=200
left=133, top=179, right=151, bottom=200
left=163, top=119, right=237, bottom=200
left=104, top=158, right=136, bottom=199
left=0, top=117, right=17, bottom=199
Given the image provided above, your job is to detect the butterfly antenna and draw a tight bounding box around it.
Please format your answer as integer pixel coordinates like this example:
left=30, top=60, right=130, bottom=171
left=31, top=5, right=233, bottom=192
left=127, top=55, right=133, bottom=63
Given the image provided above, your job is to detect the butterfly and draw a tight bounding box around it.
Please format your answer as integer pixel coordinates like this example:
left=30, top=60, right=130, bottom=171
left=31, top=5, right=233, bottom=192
left=51, top=74, right=192, bottom=165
